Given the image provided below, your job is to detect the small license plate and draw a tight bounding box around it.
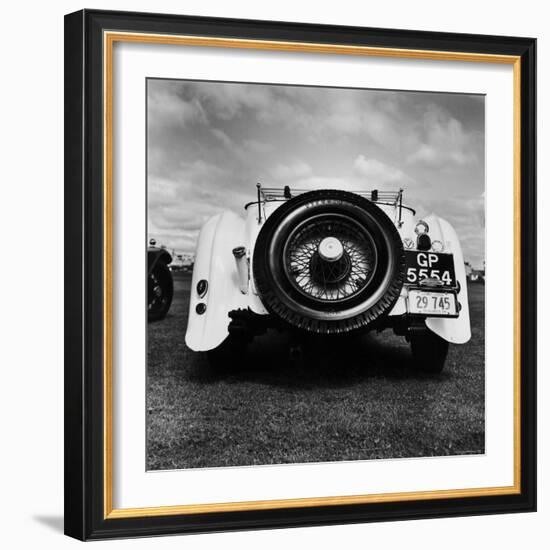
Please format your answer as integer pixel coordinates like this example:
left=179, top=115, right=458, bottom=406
left=405, top=251, right=456, bottom=287
left=408, top=290, right=457, bottom=316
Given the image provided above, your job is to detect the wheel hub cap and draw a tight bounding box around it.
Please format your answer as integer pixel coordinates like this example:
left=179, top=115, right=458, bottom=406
left=284, top=214, right=377, bottom=302
left=318, top=237, right=344, bottom=262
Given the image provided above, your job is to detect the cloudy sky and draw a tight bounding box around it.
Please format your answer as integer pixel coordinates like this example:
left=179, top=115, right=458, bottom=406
left=147, top=79, right=485, bottom=268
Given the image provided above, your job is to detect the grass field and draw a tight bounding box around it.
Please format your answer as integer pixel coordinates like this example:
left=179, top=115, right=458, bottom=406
left=147, top=273, right=485, bottom=470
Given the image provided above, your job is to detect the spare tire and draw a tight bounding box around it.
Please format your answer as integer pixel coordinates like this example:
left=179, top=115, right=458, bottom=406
left=253, top=189, right=405, bottom=334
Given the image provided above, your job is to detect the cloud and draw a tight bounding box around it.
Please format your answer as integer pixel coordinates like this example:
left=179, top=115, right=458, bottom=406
left=268, top=161, right=313, bottom=181
left=407, top=106, right=477, bottom=167
left=465, top=192, right=485, bottom=228
left=147, top=80, right=485, bottom=267
left=211, top=127, right=233, bottom=148
left=243, top=139, right=273, bottom=154
left=148, top=81, right=208, bottom=130
left=184, top=82, right=277, bottom=121
left=353, top=156, right=412, bottom=186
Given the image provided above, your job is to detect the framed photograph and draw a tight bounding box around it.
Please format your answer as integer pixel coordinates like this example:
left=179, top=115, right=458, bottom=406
left=64, top=9, right=536, bottom=540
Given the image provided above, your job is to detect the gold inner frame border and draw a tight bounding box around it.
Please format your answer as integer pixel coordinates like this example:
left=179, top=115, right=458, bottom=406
left=102, top=30, right=522, bottom=520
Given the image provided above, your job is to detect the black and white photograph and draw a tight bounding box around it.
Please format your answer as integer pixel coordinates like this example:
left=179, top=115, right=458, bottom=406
left=146, top=79, right=486, bottom=471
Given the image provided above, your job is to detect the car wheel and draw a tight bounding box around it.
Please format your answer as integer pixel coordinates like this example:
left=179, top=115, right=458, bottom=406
left=253, top=189, right=405, bottom=334
left=147, top=261, right=173, bottom=322
left=410, top=330, right=449, bottom=373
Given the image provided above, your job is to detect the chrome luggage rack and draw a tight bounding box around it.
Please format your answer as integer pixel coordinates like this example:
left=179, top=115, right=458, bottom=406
left=252, top=183, right=406, bottom=225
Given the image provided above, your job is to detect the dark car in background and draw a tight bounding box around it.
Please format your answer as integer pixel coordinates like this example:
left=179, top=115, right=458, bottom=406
left=148, top=239, right=173, bottom=322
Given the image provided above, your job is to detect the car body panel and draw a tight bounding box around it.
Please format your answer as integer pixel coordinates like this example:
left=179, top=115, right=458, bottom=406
left=423, top=214, right=471, bottom=344
left=185, top=210, right=250, bottom=351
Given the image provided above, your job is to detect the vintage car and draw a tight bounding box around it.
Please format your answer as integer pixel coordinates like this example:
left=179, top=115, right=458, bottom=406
left=148, top=239, right=173, bottom=322
left=185, top=185, right=470, bottom=373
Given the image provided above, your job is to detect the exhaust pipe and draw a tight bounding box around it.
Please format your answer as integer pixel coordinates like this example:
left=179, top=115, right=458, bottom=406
left=232, top=246, right=249, bottom=294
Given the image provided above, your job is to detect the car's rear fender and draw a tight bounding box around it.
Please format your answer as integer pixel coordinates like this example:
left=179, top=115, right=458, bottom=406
left=185, top=210, right=253, bottom=351
left=422, top=214, right=471, bottom=344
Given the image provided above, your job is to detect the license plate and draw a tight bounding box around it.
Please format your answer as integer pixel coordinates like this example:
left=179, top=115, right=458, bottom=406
left=405, top=251, right=456, bottom=287
left=408, top=290, right=457, bottom=316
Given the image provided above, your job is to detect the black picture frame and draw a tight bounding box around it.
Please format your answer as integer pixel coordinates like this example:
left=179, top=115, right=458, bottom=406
left=64, top=9, right=536, bottom=541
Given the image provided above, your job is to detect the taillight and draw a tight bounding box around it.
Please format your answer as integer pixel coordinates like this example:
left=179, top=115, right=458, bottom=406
left=196, top=279, right=208, bottom=298
left=431, top=240, right=444, bottom=252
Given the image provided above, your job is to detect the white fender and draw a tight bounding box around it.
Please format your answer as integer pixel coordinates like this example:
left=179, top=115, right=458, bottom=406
left=423, top=214, right=471, bottom=344
left=185, top=210, right=248, bottom=351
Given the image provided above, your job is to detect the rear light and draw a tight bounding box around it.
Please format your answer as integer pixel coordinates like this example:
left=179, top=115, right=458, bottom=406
left=196, top=279, right=208, bottom=298
left=431, top=240, right=444, bottom=252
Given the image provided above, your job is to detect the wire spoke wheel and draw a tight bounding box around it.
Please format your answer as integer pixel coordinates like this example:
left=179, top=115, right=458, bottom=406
left=253, top=190, right=405, bottom=334
left=147, top=261, right=174, bottom=322
left=148, top=273, right=165, bottom=311
left=284, top=215, right=377, bottom=303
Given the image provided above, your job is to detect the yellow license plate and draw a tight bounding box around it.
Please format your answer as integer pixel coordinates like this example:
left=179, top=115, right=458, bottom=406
left=408, top=290, right=457, bottom=316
